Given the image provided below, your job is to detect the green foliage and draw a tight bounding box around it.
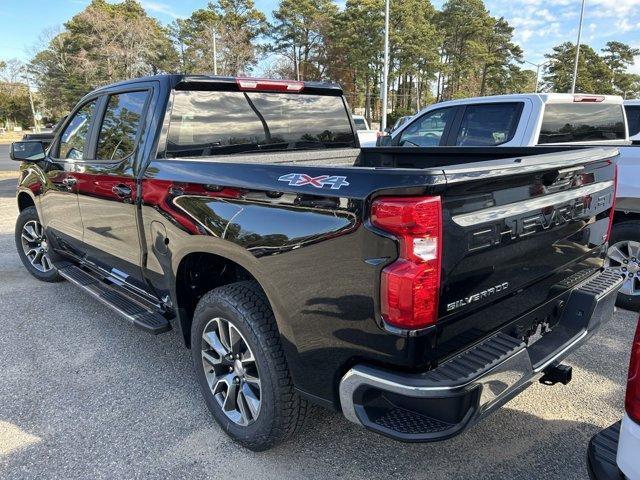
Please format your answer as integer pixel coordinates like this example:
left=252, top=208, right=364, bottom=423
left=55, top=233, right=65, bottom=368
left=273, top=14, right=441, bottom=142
left=542, top=41, right=640, bottom=97
left=19, top=0, right=640, bottom=125
left=171, top=0, right=267, bottom=75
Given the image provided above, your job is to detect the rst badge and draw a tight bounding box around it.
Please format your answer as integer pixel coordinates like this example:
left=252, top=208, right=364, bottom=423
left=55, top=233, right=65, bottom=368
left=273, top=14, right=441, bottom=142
left=278, top=173, right=350, bottom=190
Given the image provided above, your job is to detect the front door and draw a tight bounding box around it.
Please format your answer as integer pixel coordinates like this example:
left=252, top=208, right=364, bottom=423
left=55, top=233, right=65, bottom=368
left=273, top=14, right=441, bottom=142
left=40, top=99, right=98, bottom=255
left=75, top=89, right=151, bottom=292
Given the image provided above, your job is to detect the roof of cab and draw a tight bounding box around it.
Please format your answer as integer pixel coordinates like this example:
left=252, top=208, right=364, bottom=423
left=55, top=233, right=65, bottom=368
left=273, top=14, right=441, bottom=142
left=90, top=74, right=342, bottom=95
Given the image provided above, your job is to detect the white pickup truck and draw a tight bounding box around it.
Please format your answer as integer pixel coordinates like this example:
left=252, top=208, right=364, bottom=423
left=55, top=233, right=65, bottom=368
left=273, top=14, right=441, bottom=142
left=352, top=114, right=380, bottom=147
left=383, top=93, right=640, bottom=311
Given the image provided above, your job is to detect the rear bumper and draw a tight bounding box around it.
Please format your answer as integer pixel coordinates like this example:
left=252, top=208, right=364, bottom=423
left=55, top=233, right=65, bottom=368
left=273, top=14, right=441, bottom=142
left=339, top=268, right=622, bottom=442
left=587, top=422, right=623, bottom=480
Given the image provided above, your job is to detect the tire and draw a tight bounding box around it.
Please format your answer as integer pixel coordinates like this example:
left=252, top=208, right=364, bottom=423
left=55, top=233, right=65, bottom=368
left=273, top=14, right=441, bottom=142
left=191, top=281, right=307, bottom=451
left=607, top=220, right=640, bottom=311
left=14, top=206, right=63, bottom=283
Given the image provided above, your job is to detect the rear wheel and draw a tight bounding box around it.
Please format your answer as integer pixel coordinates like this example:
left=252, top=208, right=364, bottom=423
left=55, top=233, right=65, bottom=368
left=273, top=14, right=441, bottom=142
left=14, top=206, right=62, bottom=282
left=191, top=281, right=307, bottom=451
left=607, top=220, right=640, bottom=311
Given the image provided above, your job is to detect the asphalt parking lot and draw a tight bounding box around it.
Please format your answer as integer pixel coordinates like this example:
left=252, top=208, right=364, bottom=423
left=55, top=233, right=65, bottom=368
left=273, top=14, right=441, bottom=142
left=0, top=167, right=637, bottom=480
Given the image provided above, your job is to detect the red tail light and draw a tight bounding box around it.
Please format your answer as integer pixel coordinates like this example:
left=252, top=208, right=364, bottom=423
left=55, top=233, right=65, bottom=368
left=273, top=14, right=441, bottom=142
left=606, top=163, right=618, bottom=243
left=236, top=77, right=304, bottom=92
left=626, top=317, right=640, bottom=423
left=371, top=196, right=442, bottom=330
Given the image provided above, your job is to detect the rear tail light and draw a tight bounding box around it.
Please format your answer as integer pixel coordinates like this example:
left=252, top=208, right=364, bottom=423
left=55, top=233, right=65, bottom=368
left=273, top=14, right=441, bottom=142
left=625, top=317, right=640, bottom=424
left=371, top=196, right=442, bottom=330
left=236, top=77, right=304, bottom=92
left=606, top=163, right=618, bottom=242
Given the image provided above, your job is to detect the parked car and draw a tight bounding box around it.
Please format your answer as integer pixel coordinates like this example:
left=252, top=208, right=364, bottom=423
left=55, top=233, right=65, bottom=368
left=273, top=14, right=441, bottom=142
left=11, top=75, right=621, bottom=451
left=625, top=100, right=640, bottom=143
left=352, top=114, right=379, bottom=146
left=587, top=315, right=640, bottom=480
left=383, top=93, right=640, bottom=311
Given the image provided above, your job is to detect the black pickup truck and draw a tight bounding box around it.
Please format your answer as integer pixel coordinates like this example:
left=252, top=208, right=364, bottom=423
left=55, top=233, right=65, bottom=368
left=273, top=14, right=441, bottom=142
left=10, top=75, right=622, bottom=451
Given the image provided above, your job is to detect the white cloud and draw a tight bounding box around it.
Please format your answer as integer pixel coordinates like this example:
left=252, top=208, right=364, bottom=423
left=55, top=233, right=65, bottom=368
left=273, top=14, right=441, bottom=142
left=140, top=1, right=184, bottom=19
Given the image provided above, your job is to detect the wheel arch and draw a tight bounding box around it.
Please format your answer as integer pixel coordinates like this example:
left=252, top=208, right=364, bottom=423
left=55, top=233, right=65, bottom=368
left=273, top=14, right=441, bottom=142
left=17, top=190, right=36, bottom=212
left=172, top=249, right=297, bottom=360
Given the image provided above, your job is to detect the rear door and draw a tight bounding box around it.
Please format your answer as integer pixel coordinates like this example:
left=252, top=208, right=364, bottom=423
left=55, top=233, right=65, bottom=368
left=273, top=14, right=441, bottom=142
left=75, top=87, right=152, bottom=292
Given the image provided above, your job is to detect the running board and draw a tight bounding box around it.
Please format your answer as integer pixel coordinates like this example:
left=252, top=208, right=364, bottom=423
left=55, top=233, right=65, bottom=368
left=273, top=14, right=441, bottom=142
left=58, top=265, right=171, bottom=334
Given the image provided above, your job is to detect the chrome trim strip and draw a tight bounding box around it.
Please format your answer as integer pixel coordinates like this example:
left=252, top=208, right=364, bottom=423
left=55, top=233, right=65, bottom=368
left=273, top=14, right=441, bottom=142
left=452, top=181, right=614, bottom=228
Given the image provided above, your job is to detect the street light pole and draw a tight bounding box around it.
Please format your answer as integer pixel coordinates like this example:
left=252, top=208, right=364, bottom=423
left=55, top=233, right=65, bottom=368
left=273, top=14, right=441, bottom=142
left=212, top=28, right=218, bottom=76
left=570, top=0, right=586, bottom=94
left=381, top=0, right=390, bottom=132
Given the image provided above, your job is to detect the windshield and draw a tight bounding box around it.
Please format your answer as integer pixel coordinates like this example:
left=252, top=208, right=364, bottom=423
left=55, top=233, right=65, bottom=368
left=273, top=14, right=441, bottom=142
left=166, top=90, right=356, bottom=157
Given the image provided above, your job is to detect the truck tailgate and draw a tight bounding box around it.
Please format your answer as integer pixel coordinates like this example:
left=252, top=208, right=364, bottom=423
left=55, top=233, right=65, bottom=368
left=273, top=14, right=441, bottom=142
left=436, top=147, right=617, bottom=356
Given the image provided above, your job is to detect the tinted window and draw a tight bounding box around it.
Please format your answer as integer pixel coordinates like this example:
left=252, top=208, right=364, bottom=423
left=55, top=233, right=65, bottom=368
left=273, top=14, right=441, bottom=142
left=626, top=106, right=640, bottom=137
left=166, top=91, right=355, bottom=157
left=353, top=117, right=367, bottom=130
left=58, top=101, right=96, bottom=159
left=455, top=103, right=521, bottom=146
left=539, top=103, right=626, bottom=144
left=97, top=91, right=148, bottom=160
left=399, top=108, right=454, bottom=146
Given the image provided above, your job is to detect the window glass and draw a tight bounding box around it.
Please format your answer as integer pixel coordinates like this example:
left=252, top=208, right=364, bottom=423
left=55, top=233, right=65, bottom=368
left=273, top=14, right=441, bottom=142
left=97, top=91, right=148, bottom=160
left=455, top=103, right=521, bottom=146
left=625, top=106, right=640, bottom=137
left=58, top=101, right=96, bottom=159
left=353, top=117, right=367, bottom=130
left=398, top=108, right=454, bottom=146
left=166, top=91, right=355, bottom=158
left=539, top=103, right=626, bottom=144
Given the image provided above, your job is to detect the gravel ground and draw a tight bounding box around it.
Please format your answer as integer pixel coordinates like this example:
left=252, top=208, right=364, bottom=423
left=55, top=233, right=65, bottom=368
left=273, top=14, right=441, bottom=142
left=0, top=172, right=637, bottom=480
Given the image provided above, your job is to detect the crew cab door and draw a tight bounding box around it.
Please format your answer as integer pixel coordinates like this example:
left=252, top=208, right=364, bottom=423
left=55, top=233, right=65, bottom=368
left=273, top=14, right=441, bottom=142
left=40, top=99, right=99, bottom=254
left=74, top=87, right=152, bottom=292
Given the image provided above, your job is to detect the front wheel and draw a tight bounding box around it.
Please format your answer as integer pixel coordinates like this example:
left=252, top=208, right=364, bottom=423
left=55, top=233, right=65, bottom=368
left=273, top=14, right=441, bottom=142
left=607, top=220, right=640, bottom=311
left=191, top=281, right=307, bottom=451
left=14, top=206, right=63, bottom=282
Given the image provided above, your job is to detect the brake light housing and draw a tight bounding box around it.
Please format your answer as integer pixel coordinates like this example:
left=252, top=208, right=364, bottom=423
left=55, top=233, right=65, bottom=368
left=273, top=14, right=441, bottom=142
left=573, top=95, right=605, bottom=102
left=236, top=77, right=304, bottom=93
left=371, top=196, right=442, bottom=330
left=626, top=318, right=640, bottom=424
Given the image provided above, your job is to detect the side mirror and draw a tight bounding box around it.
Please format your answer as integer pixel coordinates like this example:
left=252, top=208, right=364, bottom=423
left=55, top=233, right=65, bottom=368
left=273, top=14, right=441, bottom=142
left=10, top=141, right=46, bottom=162
left=376, top=135, right=392, bottom=147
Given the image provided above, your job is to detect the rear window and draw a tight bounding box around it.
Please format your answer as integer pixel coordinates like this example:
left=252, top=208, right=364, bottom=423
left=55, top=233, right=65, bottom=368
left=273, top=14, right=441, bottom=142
left=455, top=103, right=521, bottom=146
left=625, top=106, right=640, bottom=137
left=538, top=103, right=626, bottom=144
left=166, top=91, right=356, bottom=157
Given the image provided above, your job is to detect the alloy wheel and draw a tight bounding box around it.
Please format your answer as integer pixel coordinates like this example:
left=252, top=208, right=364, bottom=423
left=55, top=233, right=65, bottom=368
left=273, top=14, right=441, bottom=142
left=20, top=220, right=53, bottom=273
left=606, top=240, right=640, bottom=296
left=201, top=317, right=261, bottom=426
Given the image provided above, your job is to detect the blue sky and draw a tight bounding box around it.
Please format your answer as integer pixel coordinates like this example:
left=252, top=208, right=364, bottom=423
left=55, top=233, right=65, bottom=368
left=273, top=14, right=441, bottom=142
left=1, top=0, right=639, bottom=73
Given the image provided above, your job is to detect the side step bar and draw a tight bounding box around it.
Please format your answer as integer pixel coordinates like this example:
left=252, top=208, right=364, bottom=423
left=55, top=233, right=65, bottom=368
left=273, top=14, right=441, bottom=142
left=59, top=265, right=171, bottom=334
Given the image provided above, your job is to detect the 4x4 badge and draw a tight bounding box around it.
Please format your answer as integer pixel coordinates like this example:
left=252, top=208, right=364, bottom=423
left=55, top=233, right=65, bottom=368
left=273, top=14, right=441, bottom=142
left=278, top=173, right=349, bottom=190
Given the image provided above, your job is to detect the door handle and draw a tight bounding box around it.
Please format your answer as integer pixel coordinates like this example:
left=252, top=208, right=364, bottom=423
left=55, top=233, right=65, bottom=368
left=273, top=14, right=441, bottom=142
left=62, top=176, right=77, bottom=187
left=112, top=184, right=132, bottom=199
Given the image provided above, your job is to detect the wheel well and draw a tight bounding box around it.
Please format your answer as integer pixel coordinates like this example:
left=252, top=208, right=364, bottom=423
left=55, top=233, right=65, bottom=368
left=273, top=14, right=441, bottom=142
left=175, top=252, right=266, bottom=348
left=17, top=192, right=35, bottom=212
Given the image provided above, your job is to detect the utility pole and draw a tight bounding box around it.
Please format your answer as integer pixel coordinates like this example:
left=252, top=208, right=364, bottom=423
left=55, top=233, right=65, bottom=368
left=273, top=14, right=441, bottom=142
left=524, top=60, right=549, bottom=93
left=571, top=0, right=586, bottom=94
left=381, top=0, right=390, bottom=131
left=212, top=28, right=218, bottom=75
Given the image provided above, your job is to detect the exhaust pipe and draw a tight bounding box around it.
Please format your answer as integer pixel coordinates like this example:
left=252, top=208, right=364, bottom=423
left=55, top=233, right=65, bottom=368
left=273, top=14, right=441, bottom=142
left=540, top=363, right=573, bottom=386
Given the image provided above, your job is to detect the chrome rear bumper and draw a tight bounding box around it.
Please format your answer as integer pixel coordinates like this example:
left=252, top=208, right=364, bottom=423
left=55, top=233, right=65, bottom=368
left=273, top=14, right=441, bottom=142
left=339, top=269, right=623, bottom=442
